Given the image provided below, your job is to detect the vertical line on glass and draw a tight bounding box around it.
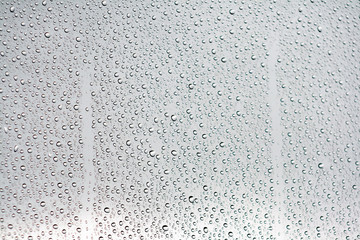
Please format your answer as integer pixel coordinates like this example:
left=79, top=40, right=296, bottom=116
left=80, top=71, right=96, bottom=238
left=268, top=34, right=286, bottom=239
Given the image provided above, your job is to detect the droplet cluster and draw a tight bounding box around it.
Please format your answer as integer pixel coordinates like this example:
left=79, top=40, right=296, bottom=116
left=1, top=1, right=359, bottom=240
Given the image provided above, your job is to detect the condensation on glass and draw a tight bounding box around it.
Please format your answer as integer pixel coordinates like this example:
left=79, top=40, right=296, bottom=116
left=0, top=0, right=359, bottom=239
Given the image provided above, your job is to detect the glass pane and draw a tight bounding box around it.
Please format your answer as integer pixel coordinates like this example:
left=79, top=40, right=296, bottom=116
left=1, top=1, right=359, bottom=239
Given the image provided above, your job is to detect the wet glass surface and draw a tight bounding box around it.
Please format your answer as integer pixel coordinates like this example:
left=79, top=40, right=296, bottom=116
left=0, top=1, right=359, bottom=239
